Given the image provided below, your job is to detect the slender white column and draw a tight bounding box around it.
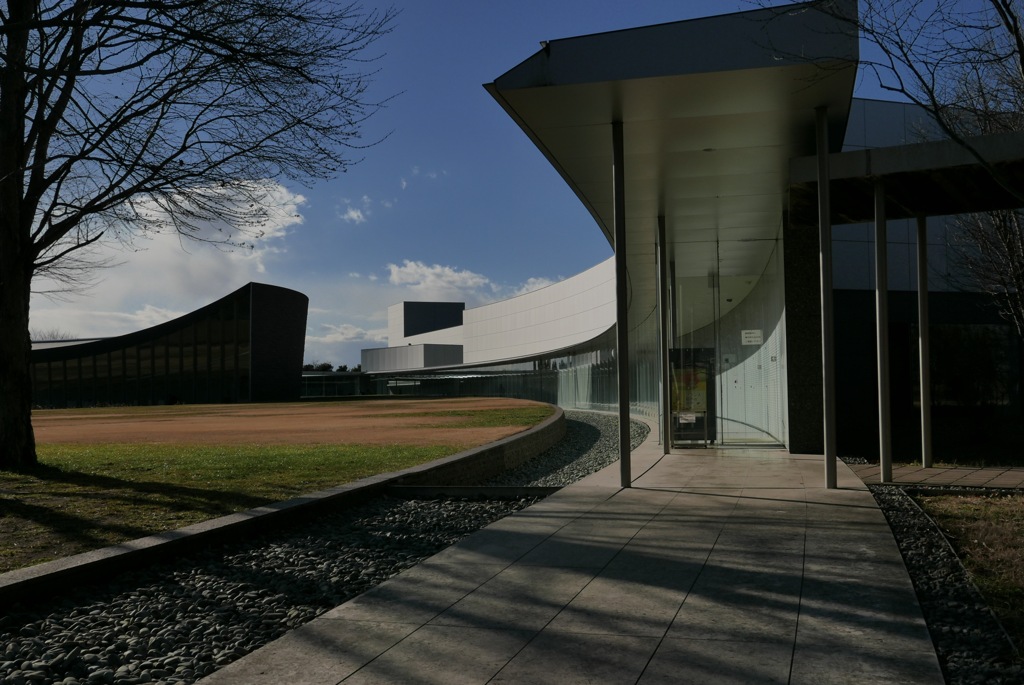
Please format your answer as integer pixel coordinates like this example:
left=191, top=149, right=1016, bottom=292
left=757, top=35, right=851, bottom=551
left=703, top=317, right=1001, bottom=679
left=816, top=107, right=837, bottom=489
left=917, top=216, right=933, bottom=467
left=875, top=182, right=892, bottom=482
left=613, top=120, right=631, bottom=488
left=658, top=215, right=671, bottom=452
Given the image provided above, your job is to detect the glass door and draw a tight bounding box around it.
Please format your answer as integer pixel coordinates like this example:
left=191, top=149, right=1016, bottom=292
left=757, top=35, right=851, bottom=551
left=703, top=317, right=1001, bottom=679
left=669, top=238, right=786, bottom=449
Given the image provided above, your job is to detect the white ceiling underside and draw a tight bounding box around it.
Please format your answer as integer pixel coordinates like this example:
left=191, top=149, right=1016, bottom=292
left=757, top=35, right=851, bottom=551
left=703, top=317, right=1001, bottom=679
left=486, top=1, right=859, bottom=310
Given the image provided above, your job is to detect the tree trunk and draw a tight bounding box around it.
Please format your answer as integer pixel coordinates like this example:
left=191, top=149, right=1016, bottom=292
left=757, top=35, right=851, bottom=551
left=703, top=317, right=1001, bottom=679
left=0, top=0, right=35, bottom=471
left=0, top=256, right=36, bottom=471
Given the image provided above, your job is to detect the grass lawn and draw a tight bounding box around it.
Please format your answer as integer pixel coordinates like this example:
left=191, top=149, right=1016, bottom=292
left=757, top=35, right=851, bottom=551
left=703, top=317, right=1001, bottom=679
left=914, top=492, right=1024, bottom=653
left=0, top=402, right=553, bottom=574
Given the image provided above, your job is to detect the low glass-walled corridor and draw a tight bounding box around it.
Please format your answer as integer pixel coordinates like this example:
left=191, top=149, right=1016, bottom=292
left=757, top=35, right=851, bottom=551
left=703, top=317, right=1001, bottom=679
left=366, top=326, right=641, bottom=418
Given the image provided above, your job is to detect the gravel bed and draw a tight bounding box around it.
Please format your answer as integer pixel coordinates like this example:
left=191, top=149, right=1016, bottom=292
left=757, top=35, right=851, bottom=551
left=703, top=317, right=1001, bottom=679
left=487, top=411, right=650, bottom=487
left=869, top=484, right=1022, bottom=685
left=0, top=411, right=648, bottom=685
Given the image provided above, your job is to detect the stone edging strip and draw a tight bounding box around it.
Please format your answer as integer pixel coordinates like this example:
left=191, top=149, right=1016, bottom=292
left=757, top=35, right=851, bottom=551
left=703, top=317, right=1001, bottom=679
left=0, top=406, right=565, bottom=610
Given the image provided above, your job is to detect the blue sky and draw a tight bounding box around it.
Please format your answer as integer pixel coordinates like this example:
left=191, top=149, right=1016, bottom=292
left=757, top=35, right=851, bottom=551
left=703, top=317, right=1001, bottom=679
left=29, top=0, right=800, bottom=367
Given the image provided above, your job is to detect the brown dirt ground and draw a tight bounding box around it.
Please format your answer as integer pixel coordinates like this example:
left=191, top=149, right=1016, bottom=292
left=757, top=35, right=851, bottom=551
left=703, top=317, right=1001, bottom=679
left=32, top=397, right=549, bottom=448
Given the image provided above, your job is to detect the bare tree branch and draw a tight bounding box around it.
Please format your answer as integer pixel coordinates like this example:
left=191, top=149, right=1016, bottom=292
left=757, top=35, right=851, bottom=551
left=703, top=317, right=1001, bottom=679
left=755, top=0, right=1024, bottom=338
left=0, top=0, right=395, bottom=469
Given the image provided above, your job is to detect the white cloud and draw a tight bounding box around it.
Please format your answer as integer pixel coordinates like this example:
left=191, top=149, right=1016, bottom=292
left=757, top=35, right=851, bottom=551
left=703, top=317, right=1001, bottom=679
left=387, top=260, right=491, bottom=301
left=29, top=182, right=305, bottom=339
left=30, top=304, right=186, bottom=340
left=302, top=309, right=392, bottom=367
left=400, top=167, right=445, bottom=191
left=383, top=260, right=567, bottom=308
left=111, top=179, right=304, bottom=245
left=338, top=195, right=374, bottom=224
left=511, top=276, right=561, bottom=296
left=340, top=206, right=366, bottom=224
left=308, top=323, right=388, bottom=345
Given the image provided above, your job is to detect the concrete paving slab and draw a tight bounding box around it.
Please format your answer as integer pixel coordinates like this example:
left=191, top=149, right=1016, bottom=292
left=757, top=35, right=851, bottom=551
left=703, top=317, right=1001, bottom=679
left=340, top=626, right=534, bottom=685
left=790, top=631, right=944, bottom=685
left=598, top=545, right=709, bottom=586
left=199, top=620, right=418, bottom=685
left=668, top=591, right=800, bottom=643
left=544, top=574, right=690, bottom=636
left=488, top=632, right=659, bottom=684
left=512, top=519, right=642, bottom=568
left=321, top=562, right=506, bottom=623
left=850, top=462, right=1024, bottom=488
left=795, top=582, right=932, bottom=641
left=428, top=565, right=593, bottom=631
left=199, top=432, right=944, bottom=685
left=422, top=525, right=552, bottom=566
left=640, top=638, right=793, bottom=684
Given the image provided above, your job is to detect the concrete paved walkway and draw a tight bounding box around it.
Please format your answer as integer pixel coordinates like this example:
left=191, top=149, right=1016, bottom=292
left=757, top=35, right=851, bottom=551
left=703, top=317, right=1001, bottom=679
left=851, top=462, right=1024, bottom=488
left=201, top=434, right=943, bottom=684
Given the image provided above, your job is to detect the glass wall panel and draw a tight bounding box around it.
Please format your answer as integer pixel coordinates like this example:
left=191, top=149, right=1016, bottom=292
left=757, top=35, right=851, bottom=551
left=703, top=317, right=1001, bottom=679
left=139, top=344, right=153, bottom=405
left=151, top=337, right=168, bottom=404
left=713, top=242, right=786, bottom=445
left=79, top=355, right=95, bottom=407
left=109, top=349, right=124, bottom=405
left=629, top=292, right=661, bottom=425
left=194, top=318, right=209, bottom=402
left=125, top=346, right=139, bottom=404
left=669, top=261, right=719, bottom=447
left=366, top=327, right=619, bottom=414
left=33, top=362, right=52, bottom=408
left=237, top=290, right=252, bottom=387
left=669, top=237, right=787, bottom=448
left=180, top=325, right=196, bottom=403
left=95, top=352, right=110, bottom=406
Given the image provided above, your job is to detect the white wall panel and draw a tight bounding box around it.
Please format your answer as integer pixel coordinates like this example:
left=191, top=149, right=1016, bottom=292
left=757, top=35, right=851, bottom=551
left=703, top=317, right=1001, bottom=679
left=386, top=303, right=405, bottom=347
left=362, top=344, right=424, bottom=372
left=375, top=258, right=615, bottom=369
left=463, top=258, right=616, bottom=364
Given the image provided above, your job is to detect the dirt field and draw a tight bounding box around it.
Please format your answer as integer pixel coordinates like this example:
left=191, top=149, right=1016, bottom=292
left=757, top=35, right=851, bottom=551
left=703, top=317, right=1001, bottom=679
left=32, top=397, right=550, bottom=448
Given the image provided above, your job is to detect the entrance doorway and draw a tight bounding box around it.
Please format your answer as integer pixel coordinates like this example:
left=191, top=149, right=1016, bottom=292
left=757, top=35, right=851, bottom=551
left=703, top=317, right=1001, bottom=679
left=668, top=239, right=786, bottom=449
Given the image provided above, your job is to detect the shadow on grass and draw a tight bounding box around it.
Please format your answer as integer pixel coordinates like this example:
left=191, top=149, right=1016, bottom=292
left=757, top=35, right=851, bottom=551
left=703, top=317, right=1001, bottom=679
left=1, top=465, right=272, bottom=566
left=20, top=464, right=271, bottom=507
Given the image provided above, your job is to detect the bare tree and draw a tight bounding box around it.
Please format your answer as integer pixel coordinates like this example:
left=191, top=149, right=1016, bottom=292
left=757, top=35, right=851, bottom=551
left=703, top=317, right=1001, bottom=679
left=758, top=0, right=1024, bottom=331
left=771, top=1, right=1024, bottom=154
left=29, top=327, right=77, bottom=341
left=952, top=209, right=1024, bottom=337
left=0, top=0, right=395, bottom=470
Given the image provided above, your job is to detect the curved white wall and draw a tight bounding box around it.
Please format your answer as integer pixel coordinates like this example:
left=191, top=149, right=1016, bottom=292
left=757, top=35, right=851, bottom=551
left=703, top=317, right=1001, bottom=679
left=367, top=257, right=615, bottom=373
left=463, top=257, right=615, bottom=364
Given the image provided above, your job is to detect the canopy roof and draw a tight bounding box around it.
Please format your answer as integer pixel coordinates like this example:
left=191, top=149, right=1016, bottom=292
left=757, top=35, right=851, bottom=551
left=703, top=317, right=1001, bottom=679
left=790, top=130, right=1024, bottom=223
left=486, top=1, right=859, bottom=307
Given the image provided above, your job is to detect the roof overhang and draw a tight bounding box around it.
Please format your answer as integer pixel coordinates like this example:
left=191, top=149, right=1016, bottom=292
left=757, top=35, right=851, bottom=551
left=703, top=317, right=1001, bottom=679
left=486, top=0, right=859, bottom=293
left=790, top=130, right=1024, bottom=223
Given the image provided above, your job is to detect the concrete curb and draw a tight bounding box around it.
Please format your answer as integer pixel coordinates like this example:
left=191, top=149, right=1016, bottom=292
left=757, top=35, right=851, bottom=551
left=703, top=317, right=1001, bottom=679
left=0, top=406, right=565, bottom=610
